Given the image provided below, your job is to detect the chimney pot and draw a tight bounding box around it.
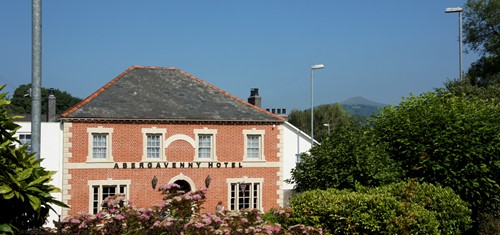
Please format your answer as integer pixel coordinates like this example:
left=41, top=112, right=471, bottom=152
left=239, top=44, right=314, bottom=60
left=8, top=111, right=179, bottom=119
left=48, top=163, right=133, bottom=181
left=248, top=88, right=262, bottom=107
left=47, top=88, right=57, bottom=122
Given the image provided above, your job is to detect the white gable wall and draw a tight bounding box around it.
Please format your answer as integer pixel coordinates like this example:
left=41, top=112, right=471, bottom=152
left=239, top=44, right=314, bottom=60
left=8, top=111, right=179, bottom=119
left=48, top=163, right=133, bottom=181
left=15, top=122, right=63, bottom=227
left=282, top=122, right=313, bottom=190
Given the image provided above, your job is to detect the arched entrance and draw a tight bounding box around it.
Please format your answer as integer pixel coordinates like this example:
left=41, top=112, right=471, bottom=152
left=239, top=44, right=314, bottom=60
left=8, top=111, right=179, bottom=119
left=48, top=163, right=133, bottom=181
left=168, top=173, right=195, bottom=193
left=174, top=179, right=191, bottom=193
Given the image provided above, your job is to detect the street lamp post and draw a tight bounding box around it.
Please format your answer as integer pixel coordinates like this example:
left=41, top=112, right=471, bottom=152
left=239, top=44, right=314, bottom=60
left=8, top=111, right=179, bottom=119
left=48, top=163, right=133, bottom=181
left=323, top=123, right=331, bottom=135
left=445, top=7, right=463, bottom=80
left=310, top=64, right=325, bottom=147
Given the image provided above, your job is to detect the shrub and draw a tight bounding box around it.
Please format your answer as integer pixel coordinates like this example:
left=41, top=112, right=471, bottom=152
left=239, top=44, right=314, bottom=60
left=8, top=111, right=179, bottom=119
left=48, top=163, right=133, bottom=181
left=290, top=181, right=472, bottom=234
left=0, top=86, right=67, bottom=234
left=361, top=180, right=472, bottom=234
left=290, top=188, right=438, bottom=234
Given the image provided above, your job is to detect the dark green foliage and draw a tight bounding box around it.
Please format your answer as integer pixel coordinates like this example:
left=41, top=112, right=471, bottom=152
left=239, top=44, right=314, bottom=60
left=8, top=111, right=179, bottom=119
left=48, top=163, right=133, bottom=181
left=463, top=0, right=500, bottom=56
left=288, top=124, right=403, bottom=192
left=466, top=56, right=500, bottom=86
left=9, top=84, right=82, bottom=115
left=444, top=76, right=500, bottom=101
left=341, top=104, right=382, bottom=118
left=290, top=181, right=471, bottom=234
left=287, top=103, right=353, bottom=142
left=372, top=92, right=500, bottom=225
left=0, top=85, right=67, bottom=233
left=458, top=0, right=500, bottom=87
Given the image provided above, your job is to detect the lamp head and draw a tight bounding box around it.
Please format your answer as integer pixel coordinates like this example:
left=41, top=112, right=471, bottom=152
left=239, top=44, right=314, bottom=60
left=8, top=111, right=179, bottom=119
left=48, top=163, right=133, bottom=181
left=445, top=7, right=463, bottom=13
left=310, top=64, right=325, bottom=70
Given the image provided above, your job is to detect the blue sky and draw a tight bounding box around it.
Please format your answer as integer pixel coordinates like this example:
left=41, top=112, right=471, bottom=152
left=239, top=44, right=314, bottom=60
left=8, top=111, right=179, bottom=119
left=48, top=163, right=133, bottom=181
left=1, top=1, right=478, bottom=111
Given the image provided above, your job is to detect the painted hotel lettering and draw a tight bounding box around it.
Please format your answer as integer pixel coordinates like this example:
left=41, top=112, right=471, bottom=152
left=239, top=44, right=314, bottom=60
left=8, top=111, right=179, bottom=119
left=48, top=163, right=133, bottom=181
left=113, top=162, right=243, bottom=169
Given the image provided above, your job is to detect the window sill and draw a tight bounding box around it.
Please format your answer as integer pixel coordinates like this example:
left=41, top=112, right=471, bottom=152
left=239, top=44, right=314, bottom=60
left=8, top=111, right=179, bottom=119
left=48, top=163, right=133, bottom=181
left=86, top=159, right=114, bottom=163
left=141, top=159, right=166, bottom=163
left=193, top=159, right=218, bottom=162
left=243, top=159, right=266, bottom=163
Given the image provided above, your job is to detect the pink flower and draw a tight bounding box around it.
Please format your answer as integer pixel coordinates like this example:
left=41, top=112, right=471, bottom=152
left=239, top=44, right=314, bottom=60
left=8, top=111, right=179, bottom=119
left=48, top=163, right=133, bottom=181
left=202, top=217, right=211, bottom=225
left=159, top=183, right=180, bottom=191
left=70, top=218, right=81, bottom=224
left=115, top=215, right=126, bottom=221
left=195, top=222, right=204, bottom=228
left=152, top=220, right=161, bottom=228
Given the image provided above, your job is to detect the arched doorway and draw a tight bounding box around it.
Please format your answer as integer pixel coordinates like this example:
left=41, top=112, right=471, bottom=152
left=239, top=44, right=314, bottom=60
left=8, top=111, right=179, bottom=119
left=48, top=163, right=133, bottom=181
left=168, top=173, right=195, bottom=193
left=174, top=179, right=191, bottom=193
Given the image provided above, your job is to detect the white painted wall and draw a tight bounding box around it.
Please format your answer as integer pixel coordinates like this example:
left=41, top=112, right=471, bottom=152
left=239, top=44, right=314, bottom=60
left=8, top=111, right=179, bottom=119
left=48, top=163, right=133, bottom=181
left=282, top=122, right=314, bottom=190
left=14, top=121, right=63, bottom=228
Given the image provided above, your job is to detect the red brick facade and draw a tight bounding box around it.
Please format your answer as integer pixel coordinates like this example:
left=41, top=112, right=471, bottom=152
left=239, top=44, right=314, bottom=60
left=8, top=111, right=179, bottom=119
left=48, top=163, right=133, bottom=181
left=62, top=121, right=284, bottom=216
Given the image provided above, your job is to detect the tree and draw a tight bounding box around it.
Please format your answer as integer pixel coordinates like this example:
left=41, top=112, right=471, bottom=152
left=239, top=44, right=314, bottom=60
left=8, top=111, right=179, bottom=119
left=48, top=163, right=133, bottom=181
left=9, top=84, right=82, bottom=115
left=288, top=123, right=403, bottom=192
left=288, top=103, right=354, bottom=142
left=372, top=92, right=500, bottom=229
left=464, top=0, right=499, bottom=85
left=446, top=0, right=500, bottom=95
left=0, top=85, right=67, bottom=233
left=444, top=78, right=500, bottom=101
left=463, top=0, right=500, bottom=57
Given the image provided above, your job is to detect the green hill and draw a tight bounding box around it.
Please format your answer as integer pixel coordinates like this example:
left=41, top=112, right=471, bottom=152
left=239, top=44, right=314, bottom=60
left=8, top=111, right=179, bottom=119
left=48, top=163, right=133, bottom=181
left=340, top=97, right=387, bottom=117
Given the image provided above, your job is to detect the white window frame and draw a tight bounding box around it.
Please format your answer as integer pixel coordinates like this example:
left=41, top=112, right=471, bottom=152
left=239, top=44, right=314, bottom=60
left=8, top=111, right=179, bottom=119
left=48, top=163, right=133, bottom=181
left=87, top=127, right=113, bottom=162
left=18, top=133, right=32, bottom=153
left=226, top=178, right=263, bottom=211
left=243, top=129, right=265, bottom=161
left=142, top=128, right=166, bottom=161
left=194, top=128, right=217, bottom=161
left=88, top=179, right=130, bottom=214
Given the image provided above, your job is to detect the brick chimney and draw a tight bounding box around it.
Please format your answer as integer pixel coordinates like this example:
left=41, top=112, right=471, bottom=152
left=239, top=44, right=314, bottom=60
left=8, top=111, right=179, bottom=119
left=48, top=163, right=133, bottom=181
left=47, top=88, right=57, bottom=122
left=248, top=88, right=261, bottom=107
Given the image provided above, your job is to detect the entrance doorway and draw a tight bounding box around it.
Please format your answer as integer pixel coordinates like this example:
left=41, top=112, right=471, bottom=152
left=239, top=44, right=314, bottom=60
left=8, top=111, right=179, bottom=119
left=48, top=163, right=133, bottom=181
left=174, top=180, right=191, bottom=193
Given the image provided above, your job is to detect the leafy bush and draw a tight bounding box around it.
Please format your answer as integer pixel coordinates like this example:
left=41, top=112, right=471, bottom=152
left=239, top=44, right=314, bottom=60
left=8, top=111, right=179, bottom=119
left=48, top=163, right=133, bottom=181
left=372, top=92, right=500, bottom=222
left=0, top=86, right=67, bottom=234
left=290, top=181, right=472, bottom=234
left=360, top=181, right=472, bottom=234
left=289, top=124, right=403, bottom=192
left=262, top=207, right=293, bottom=227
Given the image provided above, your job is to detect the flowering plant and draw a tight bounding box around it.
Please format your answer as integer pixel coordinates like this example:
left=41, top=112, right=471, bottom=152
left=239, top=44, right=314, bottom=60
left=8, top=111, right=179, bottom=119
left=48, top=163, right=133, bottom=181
left=57, top=186, right=322, bottom=235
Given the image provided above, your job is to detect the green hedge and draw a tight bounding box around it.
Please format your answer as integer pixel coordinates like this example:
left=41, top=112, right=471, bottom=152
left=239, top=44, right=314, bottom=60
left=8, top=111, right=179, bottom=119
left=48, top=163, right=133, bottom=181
left=361, top=181, right=472, bottom=234
left=290, top=181, right=472, bottom=234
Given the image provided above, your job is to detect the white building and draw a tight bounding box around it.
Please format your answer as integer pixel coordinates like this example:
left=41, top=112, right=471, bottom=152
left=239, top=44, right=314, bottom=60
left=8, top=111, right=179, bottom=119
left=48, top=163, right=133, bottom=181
left=281, top=121, right=316, bottom=206
left=14, top=121, right=63, bottom=228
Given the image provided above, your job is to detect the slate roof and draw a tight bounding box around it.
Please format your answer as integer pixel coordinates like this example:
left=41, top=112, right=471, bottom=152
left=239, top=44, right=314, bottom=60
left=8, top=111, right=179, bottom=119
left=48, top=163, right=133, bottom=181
left=61, top=66, right=284, bottom=122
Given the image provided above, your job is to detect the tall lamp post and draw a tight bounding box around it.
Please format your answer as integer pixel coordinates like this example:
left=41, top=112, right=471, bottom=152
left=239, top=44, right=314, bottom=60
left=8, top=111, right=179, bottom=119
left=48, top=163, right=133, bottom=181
left=310, top=64, right=325, bottom=147
left=445, top=7, right=463, bottom=80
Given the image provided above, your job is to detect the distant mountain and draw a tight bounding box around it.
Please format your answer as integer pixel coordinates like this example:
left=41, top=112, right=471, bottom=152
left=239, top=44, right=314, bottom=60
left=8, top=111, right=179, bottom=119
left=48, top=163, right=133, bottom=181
left=340, top=96, right=387, bottom=107
left=340, top=97, right=388, bottom=117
